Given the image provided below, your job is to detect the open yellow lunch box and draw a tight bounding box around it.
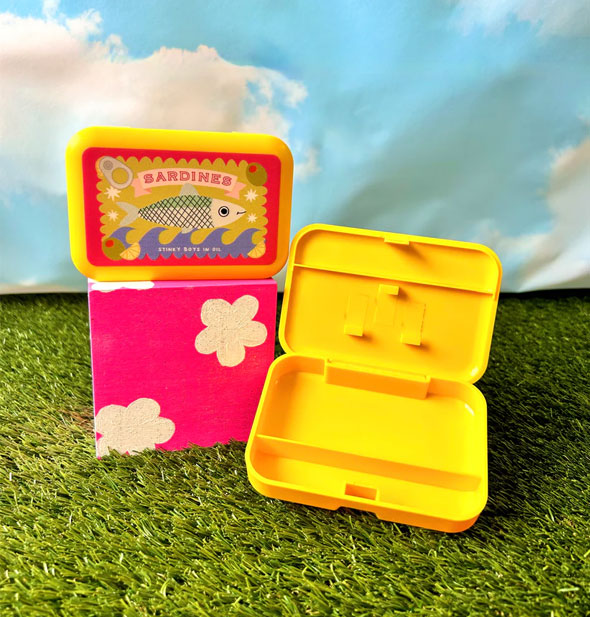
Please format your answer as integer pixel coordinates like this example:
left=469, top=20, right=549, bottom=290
left=246, top=224, right=502, bottom=532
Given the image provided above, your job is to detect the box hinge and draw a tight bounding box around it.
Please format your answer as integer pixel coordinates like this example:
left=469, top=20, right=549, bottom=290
left=324, top=360, right=430, bottom=399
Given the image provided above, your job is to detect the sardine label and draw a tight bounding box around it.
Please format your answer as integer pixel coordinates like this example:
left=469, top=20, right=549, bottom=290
left=81, top=148, right=281, bottom=266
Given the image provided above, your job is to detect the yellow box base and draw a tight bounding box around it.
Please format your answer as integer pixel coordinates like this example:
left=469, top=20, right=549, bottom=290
left=247, top=354, right=487, bottom=532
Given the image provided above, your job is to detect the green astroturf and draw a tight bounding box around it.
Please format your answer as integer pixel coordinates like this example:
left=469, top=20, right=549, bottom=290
left=0, top=291, right=588, bottom=617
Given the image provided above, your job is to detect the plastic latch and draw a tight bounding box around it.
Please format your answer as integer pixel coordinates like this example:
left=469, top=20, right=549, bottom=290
left=324, top=360, right=430, bottom=399
left=400, top=300, right=425, bottom=346
left=383, top=233, right=410, bottom=246
left=343, top=294, right=369, bottom=337
left=375, top=284, right=399, bottom=326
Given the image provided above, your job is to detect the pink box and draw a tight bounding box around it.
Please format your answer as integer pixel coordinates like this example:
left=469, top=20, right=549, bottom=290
left=88, top=279, right=277, bottom=457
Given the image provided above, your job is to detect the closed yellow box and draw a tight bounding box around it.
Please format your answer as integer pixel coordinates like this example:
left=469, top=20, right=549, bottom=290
left=246, top=224, right=502, bottom=532
left=66, top=126, right=293, bottom=281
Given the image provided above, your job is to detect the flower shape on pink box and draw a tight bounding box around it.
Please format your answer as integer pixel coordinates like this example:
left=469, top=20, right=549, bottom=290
left=96, top=398, right=175, bottom=456
left=194, top=295, right=268, bottom=367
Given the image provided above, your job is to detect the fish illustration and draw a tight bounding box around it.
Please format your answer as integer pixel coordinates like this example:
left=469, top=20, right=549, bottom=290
left=117, top=184, right=246, bottom=233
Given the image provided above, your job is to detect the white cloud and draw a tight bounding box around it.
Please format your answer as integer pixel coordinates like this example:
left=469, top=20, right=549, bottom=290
left=451, top=0, right=590, bottom=36
left=65, top=9, right=102, bottom=39
left=478, top=136, right=590, bottom=291
left=0, top=280, right=80, bottom=294
left=520, top=138, right=590, bottom=290
left=42, top=0, right=59, bottom=20
left=0, top=4, right=308, bottom=197
left=294, top=147, right=320, bottom=180
left=95, top=397, right=175, bottom=457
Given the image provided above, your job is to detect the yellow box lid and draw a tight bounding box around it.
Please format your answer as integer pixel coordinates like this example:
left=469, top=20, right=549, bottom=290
left=66, top=126, right=293, bottom=281
left=280, top=224, right=502, bottom=383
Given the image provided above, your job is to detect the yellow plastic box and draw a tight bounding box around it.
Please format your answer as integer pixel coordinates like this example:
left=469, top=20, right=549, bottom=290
left=66, top=127, right=293, bottom=281
left=246, top=224, right=502, bottom=532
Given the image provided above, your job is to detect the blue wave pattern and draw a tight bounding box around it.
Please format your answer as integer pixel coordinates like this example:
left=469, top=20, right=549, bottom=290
left=110, top=227, right=258, bottom=260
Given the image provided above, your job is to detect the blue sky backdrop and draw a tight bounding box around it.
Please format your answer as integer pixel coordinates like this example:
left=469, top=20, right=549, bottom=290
left=1, top=0, right=589, bottom=291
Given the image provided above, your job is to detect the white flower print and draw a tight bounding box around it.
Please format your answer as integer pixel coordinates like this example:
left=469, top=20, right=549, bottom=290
left=194, top=294, right=268, bottom=367
left=95, top=398, right=175, bottom=457
left=90, top=280, right=155, bottom=293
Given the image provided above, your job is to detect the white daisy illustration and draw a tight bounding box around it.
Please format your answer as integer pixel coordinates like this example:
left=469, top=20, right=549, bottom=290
left=194, top=295, right=267, bottom=367
left=95, top=398, right=175, bottom=457
left=105, top=186, right=120, bottom=200
left=244, top=189, right=258, bottom=202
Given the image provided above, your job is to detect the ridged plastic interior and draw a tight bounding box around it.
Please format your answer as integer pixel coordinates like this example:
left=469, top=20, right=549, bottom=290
left=250, top=355, right=487, bottom=521
left=281, top=228, right=501, bottom=383
left=248, top=228, right=501, bottom=525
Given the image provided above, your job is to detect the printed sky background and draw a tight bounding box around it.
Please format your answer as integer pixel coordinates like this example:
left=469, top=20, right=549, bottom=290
left=0, top=0, right=589, bottom=292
